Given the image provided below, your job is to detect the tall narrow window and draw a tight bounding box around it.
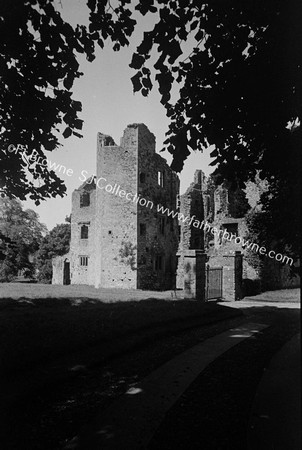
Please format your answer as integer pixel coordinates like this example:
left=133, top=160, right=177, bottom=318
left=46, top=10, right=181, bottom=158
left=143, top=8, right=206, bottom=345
left=139, top=172, right=146, bottom=183
left=166, top=255, right=173, bottom=273
left=205, top=194, right=210, bottom=216
left=159, top=217, right=165, bottom=234
left=139, top=223, right=146, bottom=236
left=80, top=191, right=90, bottom=207
left=155, top=255, right=163, bottom=271
left=81, top=225, right=89, bottom=239
left=158, top=171, right=164, bottom=187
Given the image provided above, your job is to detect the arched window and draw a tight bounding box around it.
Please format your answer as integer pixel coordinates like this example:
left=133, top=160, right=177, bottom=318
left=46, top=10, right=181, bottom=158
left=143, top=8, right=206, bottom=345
left=80, top=191, right=90, bottom=207
left=81, top=225, right=89, bottom=239
left=159, top=217, right=165, bottom=234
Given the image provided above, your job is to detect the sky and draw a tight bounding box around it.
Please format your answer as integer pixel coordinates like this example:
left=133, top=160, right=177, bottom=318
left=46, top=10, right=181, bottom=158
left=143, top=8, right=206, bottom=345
left=23, top=0, right=215, bottom=230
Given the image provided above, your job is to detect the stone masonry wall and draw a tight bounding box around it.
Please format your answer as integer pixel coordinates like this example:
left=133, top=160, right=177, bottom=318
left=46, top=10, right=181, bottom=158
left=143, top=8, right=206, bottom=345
left=95, top=128, right=138, bottom=289
left=69, top=180, right=97, bottom=285
left=52, top=124, right=180, bottom=290
left=52, top=254, right=67, bottom=284
left=176, top=169, right=205, bottom=289
left=92, top=123, right=179, bottom=290
left=182, top=250, right=207, bottom=301
left=137, top=124, right=179, bottom=290
left=208, top=252, right=243, bottom=301
left=52, top=179, right=96, bottom=286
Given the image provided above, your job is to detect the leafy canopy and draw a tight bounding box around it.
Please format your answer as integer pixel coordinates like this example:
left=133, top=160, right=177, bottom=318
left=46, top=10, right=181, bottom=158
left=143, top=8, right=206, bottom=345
left=0, top=0, right=300, bottom=252
left=1, top=1, right=300, bottom=187
left=0, top=197, right=47, bottom=280
left=125, top=0, right=301, bottom=183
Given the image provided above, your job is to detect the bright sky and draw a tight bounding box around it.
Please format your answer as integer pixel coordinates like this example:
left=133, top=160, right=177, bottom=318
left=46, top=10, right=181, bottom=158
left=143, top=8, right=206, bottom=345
left=23, top=0, right=215, bottom=230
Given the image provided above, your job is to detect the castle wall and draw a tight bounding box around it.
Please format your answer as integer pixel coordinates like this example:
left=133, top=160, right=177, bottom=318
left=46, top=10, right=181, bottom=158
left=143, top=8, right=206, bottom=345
left=208, top=252, right=243, bottom=301
left=136, top=125, right=179, bottom=290
left=92, top=123, right=180, bottom=290
left=52, top=254, right=65, bottom=285
left=69, top=183, right=97, bottom=285
left=176, top=170, right=205, bottom=289
left=94, top=128, right=138, bottom=289
left=51, top=124, right=180, bottom=291
left=51, top=124, right=180, bottom=290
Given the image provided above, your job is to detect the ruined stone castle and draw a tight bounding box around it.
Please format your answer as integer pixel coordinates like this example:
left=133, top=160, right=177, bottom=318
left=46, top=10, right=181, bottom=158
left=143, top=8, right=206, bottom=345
left=53, top=123, right=299, bottom=295
left=52, top=124, right=179, bottom=290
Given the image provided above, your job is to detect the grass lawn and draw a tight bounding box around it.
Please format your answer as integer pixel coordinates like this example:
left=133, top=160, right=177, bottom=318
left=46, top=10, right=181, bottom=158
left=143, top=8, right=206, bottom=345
left=0, top=283, right=241, bottom=379
left=3, top=283, right=297, bottom=383
left=0, top=282, right=180, bottom=301
left=243, top=288, right=300, bottom=303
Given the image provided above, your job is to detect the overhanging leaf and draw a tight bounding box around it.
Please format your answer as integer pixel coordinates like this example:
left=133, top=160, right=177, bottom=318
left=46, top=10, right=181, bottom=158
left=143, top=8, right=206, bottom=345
left=129, top=53, right=145, bottom=69
left=63, top=127, right=72, bottom=139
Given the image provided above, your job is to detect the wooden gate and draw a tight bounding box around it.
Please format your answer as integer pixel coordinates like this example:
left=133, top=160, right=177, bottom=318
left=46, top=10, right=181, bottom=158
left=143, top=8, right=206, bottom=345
left=206, top=266, right=223, bottom=300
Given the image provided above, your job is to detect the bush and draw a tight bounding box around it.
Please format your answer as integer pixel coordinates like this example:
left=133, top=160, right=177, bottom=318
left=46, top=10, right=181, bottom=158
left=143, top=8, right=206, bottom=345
left=37, top=260, right=53, bottom=284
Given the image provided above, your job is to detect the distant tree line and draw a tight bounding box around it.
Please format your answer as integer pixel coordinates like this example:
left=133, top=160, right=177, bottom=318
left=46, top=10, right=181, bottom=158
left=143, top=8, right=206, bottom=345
left=0, top=198, right=70, bottom=283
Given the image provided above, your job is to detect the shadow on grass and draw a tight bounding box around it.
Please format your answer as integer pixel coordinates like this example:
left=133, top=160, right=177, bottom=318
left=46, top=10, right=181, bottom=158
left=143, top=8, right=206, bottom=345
left=0, top=295, right=222, bottom=311
left=2, top=297, right=299, bottom=450
left=0, top=296, right=242, bottom=379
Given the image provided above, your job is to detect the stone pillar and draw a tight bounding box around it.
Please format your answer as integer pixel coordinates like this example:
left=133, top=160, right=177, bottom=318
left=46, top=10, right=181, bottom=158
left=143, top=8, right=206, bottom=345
left=180, top=250, right=207, bottom=301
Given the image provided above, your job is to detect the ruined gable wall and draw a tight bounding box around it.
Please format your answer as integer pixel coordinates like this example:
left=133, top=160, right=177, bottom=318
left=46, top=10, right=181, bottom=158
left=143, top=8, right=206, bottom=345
left=206, top=182, right=250, bottom=251
left=213, top=183, right=249, bottom=221
left=214, top=185, right=229, bottom=218
left=95, top=128, right=138, bottom=288
left=179, top=170, right=205, bottom=252
left=203, top=177, right=215, bottom=222
left=136, top=124, right=180, bottom=290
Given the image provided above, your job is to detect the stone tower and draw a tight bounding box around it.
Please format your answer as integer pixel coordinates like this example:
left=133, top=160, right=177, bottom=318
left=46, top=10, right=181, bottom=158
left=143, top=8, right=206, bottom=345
left=94, top=123, right=179, bottom=289
left=52, top=123, right=180, bottom=290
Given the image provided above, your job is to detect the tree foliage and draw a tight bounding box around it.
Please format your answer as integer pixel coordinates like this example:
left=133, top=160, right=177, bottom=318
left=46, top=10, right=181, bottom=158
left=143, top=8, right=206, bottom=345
left=245, top=166, right=301, bottom=261
left=124, top=1, right=301, bottom=181
left=0, top=197, right=47, bottom=281
left=0, top=0, right=138, bottom=203
left=36, top=223, right=71, bottom=282
left=1, top=0, right=300, bottom=253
